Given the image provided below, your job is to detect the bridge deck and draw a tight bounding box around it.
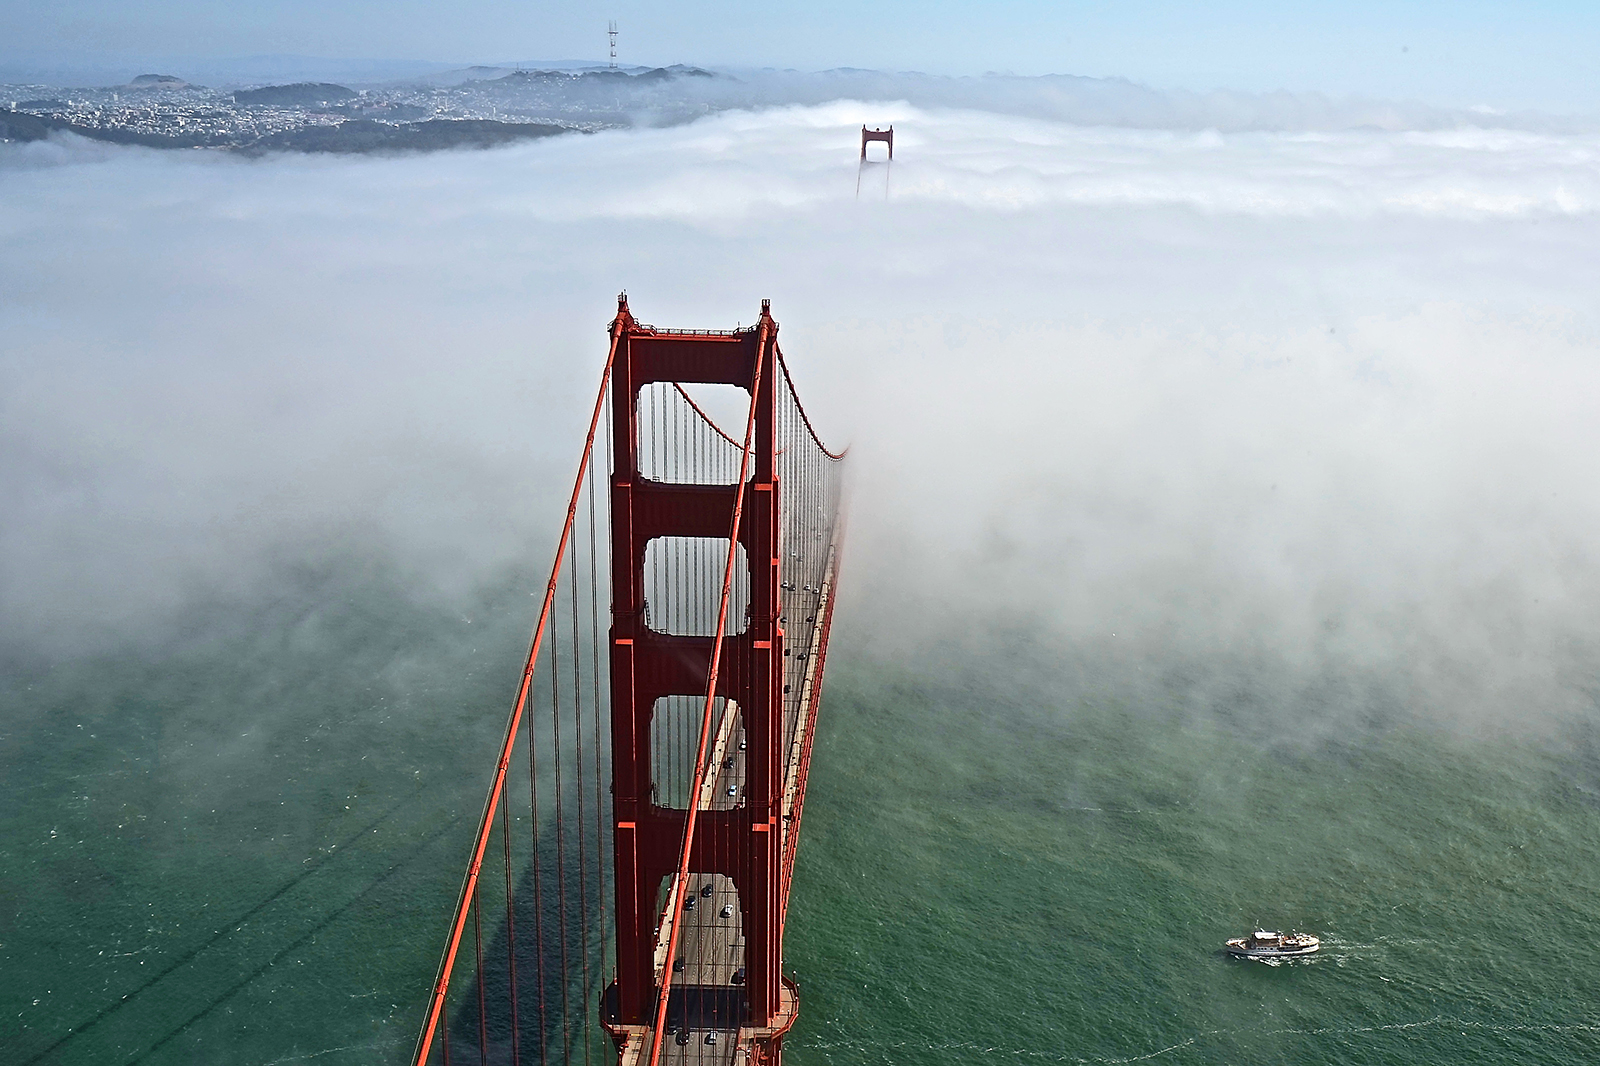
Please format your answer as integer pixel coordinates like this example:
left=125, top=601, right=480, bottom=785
left=618, top=542, right=835, bottom=1064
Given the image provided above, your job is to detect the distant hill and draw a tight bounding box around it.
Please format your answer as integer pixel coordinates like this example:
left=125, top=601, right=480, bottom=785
left=421, top=64, right=716, bottom=88
left=0, top=109, right=50, bottom=142
left=128, top=74, right=188, bottom=88
left=233, top=82, right=358, bottom=107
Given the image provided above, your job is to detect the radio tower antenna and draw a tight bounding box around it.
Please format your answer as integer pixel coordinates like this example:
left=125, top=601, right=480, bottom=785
left=608, top=21, right=618, bottom=69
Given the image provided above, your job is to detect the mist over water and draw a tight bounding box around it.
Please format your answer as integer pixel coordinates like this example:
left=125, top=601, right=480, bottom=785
left=5, top=86, right=1600, bottom=1064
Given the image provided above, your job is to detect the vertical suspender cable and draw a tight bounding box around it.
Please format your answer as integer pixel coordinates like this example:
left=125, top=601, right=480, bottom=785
left=601, top=384, right=614, bottom=990
left=586, top=424, right=607, bottom=1062
left=501, top=787, right=521, bottom=1066
left=473, top=892, right=487, bottom=1066
left=551, top=592, right=573, bottom=1063
left=569, top=521, right=593, bottom=1066
left=525, top=671, right=549, bottom=1057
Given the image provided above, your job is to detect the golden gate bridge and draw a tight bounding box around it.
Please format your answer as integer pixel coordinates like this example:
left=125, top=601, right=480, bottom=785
left=410, top=296, right=845, bottom=1066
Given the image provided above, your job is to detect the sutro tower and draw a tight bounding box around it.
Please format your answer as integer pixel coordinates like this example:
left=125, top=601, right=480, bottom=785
left=608, top=21, right=618, bottom=69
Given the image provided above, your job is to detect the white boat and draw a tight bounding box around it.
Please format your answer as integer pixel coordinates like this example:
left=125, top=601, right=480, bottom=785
left=1225, top=930, right=1319, bottom=958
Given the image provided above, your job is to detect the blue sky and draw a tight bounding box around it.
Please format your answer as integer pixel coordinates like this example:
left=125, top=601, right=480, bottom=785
left=3, top=1, right=1599, bottom=110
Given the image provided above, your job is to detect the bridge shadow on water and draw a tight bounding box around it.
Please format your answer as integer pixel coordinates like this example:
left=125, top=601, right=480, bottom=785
left=439, top=851, right=750, bottom=1064
left=599, top=983, right=747, bottom=1036
left=441, top=845, right=612, bottom=1066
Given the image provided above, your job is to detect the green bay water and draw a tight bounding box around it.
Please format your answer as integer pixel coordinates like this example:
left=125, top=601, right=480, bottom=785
left=5, top=571, right=1600, bottom=1064
left=788, top=649, right=1600, bottom=1064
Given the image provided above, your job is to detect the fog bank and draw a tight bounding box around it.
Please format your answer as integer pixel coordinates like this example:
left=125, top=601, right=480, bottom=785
left=5, top=100, right=1600, bottom=731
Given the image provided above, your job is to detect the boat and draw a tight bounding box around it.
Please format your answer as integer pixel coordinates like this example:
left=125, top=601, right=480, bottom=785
left=1225, top=930, right=1319, bottom=958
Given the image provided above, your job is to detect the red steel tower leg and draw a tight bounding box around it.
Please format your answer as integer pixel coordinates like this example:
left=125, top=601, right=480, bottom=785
left=605, top=297, right=789, bottom=1053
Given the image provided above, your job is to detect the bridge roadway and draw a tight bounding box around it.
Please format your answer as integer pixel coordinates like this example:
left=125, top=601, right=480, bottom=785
left=650, top=689, right=749, bottom=1066
left=623, top=546, right=835, bottom=1066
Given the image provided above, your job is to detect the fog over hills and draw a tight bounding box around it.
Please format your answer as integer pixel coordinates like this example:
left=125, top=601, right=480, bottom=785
left=4, top=62, right=1597, bottom=159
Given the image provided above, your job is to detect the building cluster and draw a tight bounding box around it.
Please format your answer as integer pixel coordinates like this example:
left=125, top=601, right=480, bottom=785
left=5, top=83, right=345, bottom=147
left=0, top=67, right=718, bottom=150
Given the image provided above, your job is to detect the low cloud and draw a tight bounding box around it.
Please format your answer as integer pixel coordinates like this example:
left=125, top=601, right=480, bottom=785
left=658, top=69, right=1600, bottom=134
left=4, top=93, right=1599, bottom=732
